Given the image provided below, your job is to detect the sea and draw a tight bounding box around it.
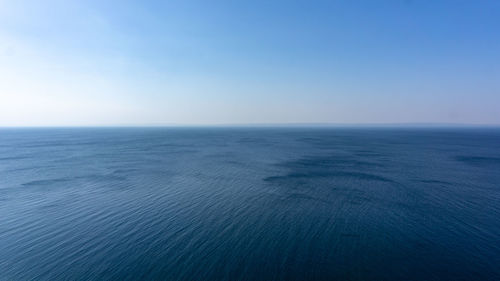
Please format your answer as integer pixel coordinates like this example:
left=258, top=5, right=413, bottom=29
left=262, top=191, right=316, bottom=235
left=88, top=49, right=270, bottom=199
left=0, top=127, right=499, bottom=280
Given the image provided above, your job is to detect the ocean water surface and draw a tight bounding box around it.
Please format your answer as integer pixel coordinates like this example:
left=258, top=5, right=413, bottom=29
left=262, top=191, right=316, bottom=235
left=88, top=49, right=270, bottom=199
left=0, top=127, right=499, bottom=280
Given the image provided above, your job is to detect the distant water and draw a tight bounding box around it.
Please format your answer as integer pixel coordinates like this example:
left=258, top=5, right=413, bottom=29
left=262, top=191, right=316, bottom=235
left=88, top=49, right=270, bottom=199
left=1, top=128, right=499, bottom=280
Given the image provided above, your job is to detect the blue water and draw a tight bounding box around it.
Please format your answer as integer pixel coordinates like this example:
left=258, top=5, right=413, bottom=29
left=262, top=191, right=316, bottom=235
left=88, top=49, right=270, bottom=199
left=1, top=128, right=499, bottom=280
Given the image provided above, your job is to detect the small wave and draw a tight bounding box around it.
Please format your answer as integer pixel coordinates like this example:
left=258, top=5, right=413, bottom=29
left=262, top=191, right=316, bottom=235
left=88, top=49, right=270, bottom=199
left=455, top=156, right=500, bottom=167
left=22, top=178, right=72, bottom=187
left=264, top=171, right=393, bottom=183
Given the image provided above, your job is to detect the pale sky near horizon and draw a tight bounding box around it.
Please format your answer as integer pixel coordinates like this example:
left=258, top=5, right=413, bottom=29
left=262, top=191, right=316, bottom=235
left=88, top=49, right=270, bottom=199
left=0, top=0, right=499, bottom=126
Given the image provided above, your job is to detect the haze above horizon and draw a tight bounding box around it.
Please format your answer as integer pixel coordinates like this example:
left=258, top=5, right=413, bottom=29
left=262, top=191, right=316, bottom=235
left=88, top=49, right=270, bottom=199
left=1, top=0, right=499, bottom=126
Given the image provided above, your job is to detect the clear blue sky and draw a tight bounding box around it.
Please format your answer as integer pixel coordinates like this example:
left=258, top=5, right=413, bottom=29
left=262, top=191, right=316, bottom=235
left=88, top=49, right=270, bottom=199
left=1, top=0, right=499, bottom=126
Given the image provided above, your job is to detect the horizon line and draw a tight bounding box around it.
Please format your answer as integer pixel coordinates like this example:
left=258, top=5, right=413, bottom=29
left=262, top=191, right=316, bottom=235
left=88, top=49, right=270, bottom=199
left=1, top=122, right=500, bottom=128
